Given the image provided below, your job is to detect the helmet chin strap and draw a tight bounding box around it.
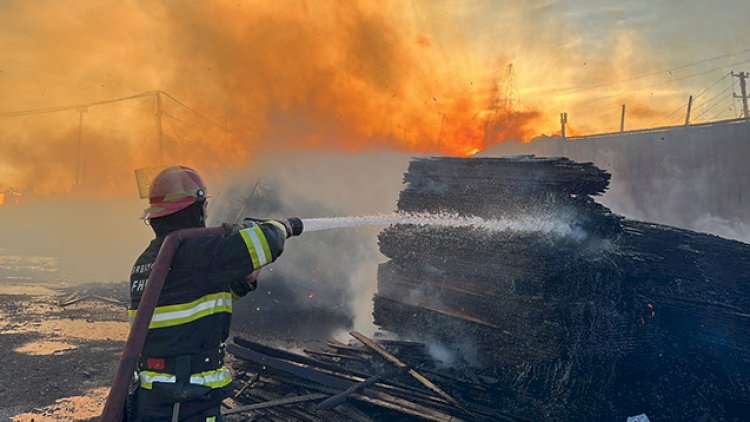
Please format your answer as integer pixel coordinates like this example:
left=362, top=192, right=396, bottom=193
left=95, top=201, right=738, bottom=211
left=149, top=201, right=207, bottom=236
left=198, top=198, right=207, bottom=225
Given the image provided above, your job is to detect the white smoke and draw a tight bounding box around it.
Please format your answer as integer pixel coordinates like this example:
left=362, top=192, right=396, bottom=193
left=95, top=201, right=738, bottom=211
left=209, top=151, right=411, bottom=338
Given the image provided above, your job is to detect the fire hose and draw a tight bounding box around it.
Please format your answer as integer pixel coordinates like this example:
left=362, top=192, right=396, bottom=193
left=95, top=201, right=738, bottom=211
left=100, top=219, right=303, bottom=421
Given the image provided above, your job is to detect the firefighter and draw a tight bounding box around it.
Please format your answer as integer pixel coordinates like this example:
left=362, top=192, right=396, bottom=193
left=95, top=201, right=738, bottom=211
left=128, top=165, right=302, bottom=421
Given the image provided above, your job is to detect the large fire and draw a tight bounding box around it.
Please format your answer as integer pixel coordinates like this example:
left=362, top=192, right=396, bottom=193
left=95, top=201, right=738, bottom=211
left=0, top=1, right=725, bottom=196
left=0, top=1, right=545, bottom=196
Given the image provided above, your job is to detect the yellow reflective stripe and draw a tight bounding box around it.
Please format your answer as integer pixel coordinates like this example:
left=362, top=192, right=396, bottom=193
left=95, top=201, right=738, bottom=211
left=190, top=367, right=233, bottom=388
left=239, top=229, right=260, bottom=267
left=239, top=225, right=271, bottom=268
left=128, top=292, right=233, bottom=329
left=254, top=225, right=272, bottom=265
left=138, top=371, right=175, bottom=388
left=138, top=367, right=232, bottom=390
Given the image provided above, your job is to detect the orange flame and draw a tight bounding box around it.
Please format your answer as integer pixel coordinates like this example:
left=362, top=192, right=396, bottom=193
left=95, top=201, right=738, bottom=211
left=0, top=1, right=542, bottom=195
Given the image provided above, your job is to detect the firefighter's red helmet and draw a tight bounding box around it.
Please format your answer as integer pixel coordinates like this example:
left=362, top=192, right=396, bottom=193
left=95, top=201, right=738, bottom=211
left=142, top=166, right=207, bottom=219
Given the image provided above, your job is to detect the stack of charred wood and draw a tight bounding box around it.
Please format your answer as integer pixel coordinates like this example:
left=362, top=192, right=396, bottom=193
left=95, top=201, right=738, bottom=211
left=226, top=156, right=750, bottom=420
left=372, top=156, right=750, bottom=420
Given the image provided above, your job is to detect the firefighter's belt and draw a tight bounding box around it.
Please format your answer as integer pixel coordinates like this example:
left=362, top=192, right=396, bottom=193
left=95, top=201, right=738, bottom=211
left=138, top=348, right=224, bottom=374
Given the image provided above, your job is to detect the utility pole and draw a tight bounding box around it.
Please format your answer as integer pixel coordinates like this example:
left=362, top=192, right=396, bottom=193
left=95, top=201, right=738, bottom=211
left=155, top=91, right=164, bottom=163
left=620, top=104, right=626, bottom=132
left=685, top=95, right=693, bottom=125
left=75, top=106, right=87, bottom=187
left=732, top=71, right=749, bottom=118
left=560, top=112, right=568, bottom=139
left=502, top=63, right=516, bottom=113
left=224, top=112, right=230, bottom=143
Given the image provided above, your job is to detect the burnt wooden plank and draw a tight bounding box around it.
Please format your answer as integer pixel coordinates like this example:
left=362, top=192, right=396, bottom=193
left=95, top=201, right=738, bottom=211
left=350, top=331, right=463, bottom=409
left=315, top=372, right=390, bottom=410
left=223, top=394, right=327, bottom=416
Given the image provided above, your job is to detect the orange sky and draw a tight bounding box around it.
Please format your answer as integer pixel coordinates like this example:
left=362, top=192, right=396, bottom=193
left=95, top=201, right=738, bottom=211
left=1, top=0, right=748, bottom=194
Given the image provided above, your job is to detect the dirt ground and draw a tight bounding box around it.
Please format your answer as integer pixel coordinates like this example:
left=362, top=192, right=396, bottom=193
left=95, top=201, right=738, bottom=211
left=0, top=281, right=128, bottom=421
left=0, top=238, right=354, bottom=421
left=0, top=277, right=347, bottom=421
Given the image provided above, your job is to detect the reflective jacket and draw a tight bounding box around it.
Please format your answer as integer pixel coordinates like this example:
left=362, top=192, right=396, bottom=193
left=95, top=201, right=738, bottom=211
left=128, top=221, right=287, bottom=391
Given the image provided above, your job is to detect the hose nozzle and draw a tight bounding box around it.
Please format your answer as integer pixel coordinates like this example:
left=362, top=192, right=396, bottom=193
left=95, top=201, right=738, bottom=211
left=243, top=216, right=303, bottom=238
left=286, top=217, right=304, bottom=237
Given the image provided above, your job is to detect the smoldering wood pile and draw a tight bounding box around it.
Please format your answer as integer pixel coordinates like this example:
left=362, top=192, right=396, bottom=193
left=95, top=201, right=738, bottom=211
left=225, top=333, right=516, bottom=422
left=373, top=156, right=750, bottom=421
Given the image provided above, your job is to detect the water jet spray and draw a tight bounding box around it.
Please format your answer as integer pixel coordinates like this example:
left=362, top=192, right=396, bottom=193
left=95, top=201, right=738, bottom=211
left=300, top=211, right=586, bottom=239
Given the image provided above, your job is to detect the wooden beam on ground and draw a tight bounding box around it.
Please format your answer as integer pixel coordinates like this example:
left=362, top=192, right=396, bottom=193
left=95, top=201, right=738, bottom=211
left=223, top=393, right=327, bottom=415
left=233, top=373, right=259, bottom=398
left=90, top=294, right=127, bottom=307
left=326, top=341, right=368, bottom=353
left=234, top=336, right=368, bottom=378
left=304, top=349, right=368, bottom=361
left=350, top=331, right=463, bottom=408
left=351, top=391, right=464, bottom=422
left=59, top=294, right=91, bottom=307
left=315, top=372, right=388, bottom=410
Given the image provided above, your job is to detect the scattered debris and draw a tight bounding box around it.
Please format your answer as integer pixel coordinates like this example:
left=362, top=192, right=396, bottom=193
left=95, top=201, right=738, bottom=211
left=58, top=289, right=126, bottom=308
left=226, top=334, right=517, bottom=421
left=350, top=331, right=462, bottom=409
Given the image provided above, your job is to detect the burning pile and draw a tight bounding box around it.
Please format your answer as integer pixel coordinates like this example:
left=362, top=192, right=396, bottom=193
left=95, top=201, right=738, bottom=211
left=375, top=156, right=621, bottom=368
left=371, top=156, right=750, bottom=420
left=224, top=156, right=749, bottom=420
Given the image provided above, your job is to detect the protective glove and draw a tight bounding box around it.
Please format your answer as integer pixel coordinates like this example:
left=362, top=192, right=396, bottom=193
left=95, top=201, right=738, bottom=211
left=244, top=217, right=303, bottom=238
left=230, top=269, right=261, bottom=297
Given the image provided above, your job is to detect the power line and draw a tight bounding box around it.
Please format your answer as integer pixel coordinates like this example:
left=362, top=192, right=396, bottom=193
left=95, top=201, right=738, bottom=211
left=693, top=86, right=734, bottom=121
left=693, top=72, right=731, bottom=101
left=612, top=48, right=750, bottom=86
left=644, top=58, right=750, bottom=91
left=162, top=111, right=189, bottom=126
left=161, top=91, right=225, bottom=130
left=0, top=90, right=227, bottom=138
left=108, top=125, right=157, bottom=176
left=539, top=61, right=750, bottom=123
left=165, top=113, right=187, bottom=147
left=706, top=106, right=736, bottom=122
left=647, top=72, right=736, bottom=127
left=536, top=53, right=750, bottom=98
left=650, top=103, right=687, bottom=127
left=0, top=91, right=157, bottom=117
left=694, top=84, right=734, bottom=114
